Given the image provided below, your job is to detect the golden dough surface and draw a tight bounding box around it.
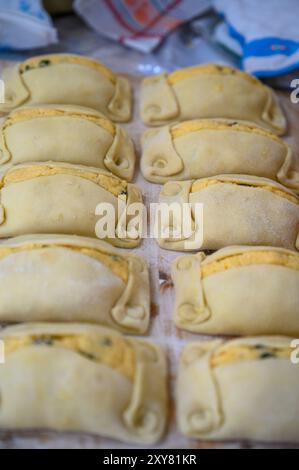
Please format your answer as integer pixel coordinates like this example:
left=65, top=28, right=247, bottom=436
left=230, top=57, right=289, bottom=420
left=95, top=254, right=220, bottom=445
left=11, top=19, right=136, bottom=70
left=211, top=343, right=291, bottom=367
left=1, top=164, right=128, bottom=197
left=202, top=250, right=299, bottom=278
left=5, top=332, right=136, bottom=381
left=3, top=106, right=116, bottom=136
left=167, top=64, right=260, bottom=86
left=19, top=54, right=116, bottom=84
left=191, top=178, right=299, bottom=205
left=0, top=242, right=128, bottom=283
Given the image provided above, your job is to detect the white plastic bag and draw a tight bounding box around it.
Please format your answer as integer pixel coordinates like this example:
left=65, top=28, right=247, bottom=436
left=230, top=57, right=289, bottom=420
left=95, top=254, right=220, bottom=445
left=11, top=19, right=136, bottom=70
left=74, top=0, right=211, bottom=53
left=0, top=0, right=57, bottom=50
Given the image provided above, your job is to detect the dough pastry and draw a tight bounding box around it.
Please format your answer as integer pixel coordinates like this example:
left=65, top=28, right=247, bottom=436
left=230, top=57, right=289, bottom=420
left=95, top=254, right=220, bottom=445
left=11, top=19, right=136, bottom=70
left=0, top=162, right=143, bottom=247
left=0, top=105, right=135, bottom=180
left=172, top=246, right=299, bottom=335
left=0, top=323, right=168, bottom=444
left=177, top=336, right=299, bottom=442
left=141, top=119, right=298, bottom=190
left=0, top=234, right=150, bottom=334
left=0, top=54, right=131, bottom=122
left=140, top=64, right=286, bottom=134
left=158, top=175, right=299, bottom=251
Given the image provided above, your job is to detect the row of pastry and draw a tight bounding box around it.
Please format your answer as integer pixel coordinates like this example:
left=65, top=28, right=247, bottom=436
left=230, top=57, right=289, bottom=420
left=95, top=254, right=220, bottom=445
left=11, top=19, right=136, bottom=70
left=140, top=58, right=299, bottom=445
left=1, top=55, right=298, bottom=185
left=0, top=54, right=298, bottom=445
left=0, top=112, right=298, bottom=248
left=0, top=322, right=298, bottom=444
left=0, top=55, right=142, bottom=251
left=0, top=235, right=298, bottom=337
left=0, top=55, right=287, bottom=133
left=1, top=109, right=298, bottom=190
left=0, top=56, right=298, bottom=250
left=0, top=55, right=146, bottom=445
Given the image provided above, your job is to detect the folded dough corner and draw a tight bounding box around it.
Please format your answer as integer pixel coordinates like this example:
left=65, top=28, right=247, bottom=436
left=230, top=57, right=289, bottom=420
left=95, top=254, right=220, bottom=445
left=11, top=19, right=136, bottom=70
left=0, top=323, right=168, bottom=444
left=0, top=162, right=143, bottom=247
left=0, top=54, right=132, bottom=122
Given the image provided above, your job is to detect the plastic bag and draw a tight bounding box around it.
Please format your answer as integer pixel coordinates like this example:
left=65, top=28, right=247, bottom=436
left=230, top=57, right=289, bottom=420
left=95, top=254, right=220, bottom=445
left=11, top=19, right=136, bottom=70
left=0, top=0, right=57, bottom=50
left=74, top=0, right=211, bottom=53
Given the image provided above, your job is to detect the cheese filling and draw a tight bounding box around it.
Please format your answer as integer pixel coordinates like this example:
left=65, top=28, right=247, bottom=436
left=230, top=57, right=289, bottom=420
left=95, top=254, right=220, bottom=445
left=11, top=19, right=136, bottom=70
left=3, top=333, right=136, bottom=381
left=1, top=165, right=128, bottom=198
left=167, top=64, right=260, bottom=86
left=0, top=242, right=128, bottom=282
left=201, top=250, right=299, bottom=278
left=19, top=55, right=116, bottom=84
left=191, top=178, right=299, bottom=205
left=171, top=119, right=280, bottom=142
left=3, top=107, right=115, bottom=136
left=211, top=344, right=291, bottom=368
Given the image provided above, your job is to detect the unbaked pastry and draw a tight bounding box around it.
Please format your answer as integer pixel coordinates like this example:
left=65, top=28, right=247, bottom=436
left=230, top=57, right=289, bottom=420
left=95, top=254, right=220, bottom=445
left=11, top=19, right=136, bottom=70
left=158, top=175, right=299, bottom=251
left=172, top=246, right=299, bottom=335
left=141, top=119, right=298, bottom=190
left=140, top=64, right=286, bottom=134
left=0, top=323, right=168, bottom=444
left=0, top=162, right=143, bottom=247
left=0, top=234, right=150, bottom=333
left=0, top=54, right=131, bottom=121
left=0, top=105, right=135, bottom=180
left=177, top=336, right=299, bottom=442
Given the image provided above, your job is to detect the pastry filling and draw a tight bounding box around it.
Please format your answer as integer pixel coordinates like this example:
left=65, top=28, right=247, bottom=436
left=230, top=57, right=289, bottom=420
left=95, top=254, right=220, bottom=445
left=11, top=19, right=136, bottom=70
left=3, top=107, right=115, bottom=136
left=171, top=119, right=280, bottom=142
left=167, top=64, right=260, bottom=86
left=1, top=165, right=128, bottom=198
left=0, top=243, right=128, bottom=282
left=4, top=333, right=136, bottom=381
left=211, top=344, right=290, bottom=368
left=201, top=250, right=299, bottom=278
left=191, top=178, right=299, bottom=205
left=19, top=55, right=116, bottom=84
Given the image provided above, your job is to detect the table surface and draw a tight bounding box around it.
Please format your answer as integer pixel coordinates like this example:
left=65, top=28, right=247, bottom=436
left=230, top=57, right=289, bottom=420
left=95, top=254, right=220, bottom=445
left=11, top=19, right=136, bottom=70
left=0, top=64, right=299, bottom=449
